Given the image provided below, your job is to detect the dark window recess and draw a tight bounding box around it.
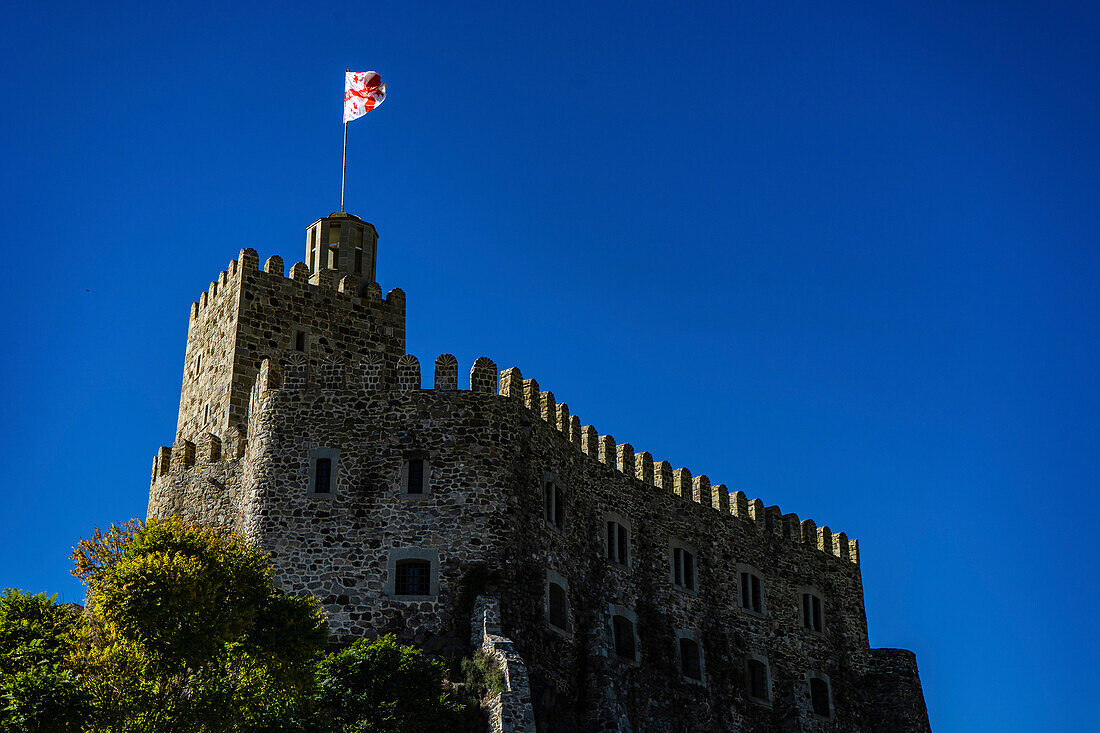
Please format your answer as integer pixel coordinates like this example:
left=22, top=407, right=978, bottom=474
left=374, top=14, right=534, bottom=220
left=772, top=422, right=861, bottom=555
left=679, top=638, right=701, bottom=681
left=612, top=616, right=635, bottom=661
left=544, top=483, right=565, bottom=530
left=394, top=559, right=431, bottom=596
left=328, top=245, right=339, bottom=269
left=606, top=521, right=629, bottom=565
left=673, top=548, right=696, bottom=591
left=314, top=458, right=331, bottom=494
left=747, top=659, right=769, bottom=701
left=802, top=593, right=823, bottom=632
left=548, top=582, right=569, bottom=630
left=309, top=227, right=317, bottom=267
left=741, top=572, right=763, bottom=613
left=354, top=247, right=363, bottom=275
left=407, top=458, right=424, bottom=494
left=294, top=331, right=306, bottom=352
left=810, top=678, right=830, bottom=716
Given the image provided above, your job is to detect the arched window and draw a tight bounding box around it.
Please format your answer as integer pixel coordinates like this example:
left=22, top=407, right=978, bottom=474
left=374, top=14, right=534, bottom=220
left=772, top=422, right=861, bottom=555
left=612, top=615, right=636, bottom=661
left=746, top=657, right=770, bottom=703
left=394, top=559, right=431, bottom=596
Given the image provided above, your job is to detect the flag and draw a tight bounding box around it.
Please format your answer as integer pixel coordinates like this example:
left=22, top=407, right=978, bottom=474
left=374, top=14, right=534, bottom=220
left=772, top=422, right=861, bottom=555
left=344, top=71, right=386, bottom=123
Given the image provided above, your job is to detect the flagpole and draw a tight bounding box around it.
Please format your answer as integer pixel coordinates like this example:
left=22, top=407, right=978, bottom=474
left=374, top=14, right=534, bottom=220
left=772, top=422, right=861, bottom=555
left=340, top=120, right=348, bottom=213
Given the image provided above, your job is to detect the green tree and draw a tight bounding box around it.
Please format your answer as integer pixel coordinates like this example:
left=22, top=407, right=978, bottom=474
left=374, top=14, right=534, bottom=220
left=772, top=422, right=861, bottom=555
left=0, top=588, right=93, bottom=732
left=314, top=634, right=468, bottom=733
left=71, top=517, right=329, bottom=732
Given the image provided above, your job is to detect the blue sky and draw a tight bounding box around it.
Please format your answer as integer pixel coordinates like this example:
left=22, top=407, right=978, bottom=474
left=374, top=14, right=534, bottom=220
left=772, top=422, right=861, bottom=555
left=2, top=1, right=1097, bottom=729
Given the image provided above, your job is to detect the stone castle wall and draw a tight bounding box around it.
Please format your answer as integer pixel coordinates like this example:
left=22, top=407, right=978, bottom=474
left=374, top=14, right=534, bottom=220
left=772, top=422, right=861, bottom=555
left=151, top=349, right=929, bottom=732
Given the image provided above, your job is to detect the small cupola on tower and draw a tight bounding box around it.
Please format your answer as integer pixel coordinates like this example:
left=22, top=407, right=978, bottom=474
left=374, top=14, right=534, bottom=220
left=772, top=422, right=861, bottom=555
left=306, top=212, right=379, bottom=291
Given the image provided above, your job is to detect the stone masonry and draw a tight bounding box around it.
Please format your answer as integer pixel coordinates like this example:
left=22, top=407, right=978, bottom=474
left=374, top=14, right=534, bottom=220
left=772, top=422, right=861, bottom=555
left=149, top=213, right=931, bottom=732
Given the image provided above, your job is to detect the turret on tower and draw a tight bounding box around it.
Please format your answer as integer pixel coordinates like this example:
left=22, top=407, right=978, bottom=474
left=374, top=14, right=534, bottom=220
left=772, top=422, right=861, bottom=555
left=306, top=212, right=378, bottom=293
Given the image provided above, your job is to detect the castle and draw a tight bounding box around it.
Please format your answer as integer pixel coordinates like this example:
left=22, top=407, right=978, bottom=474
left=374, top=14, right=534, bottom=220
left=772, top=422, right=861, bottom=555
left=148, top=212, right=931, bottom=732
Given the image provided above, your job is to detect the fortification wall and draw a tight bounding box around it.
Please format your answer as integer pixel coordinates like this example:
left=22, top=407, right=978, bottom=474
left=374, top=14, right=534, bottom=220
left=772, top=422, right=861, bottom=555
left=151, top=353, right=929, bottom=731
left=174, top=248, right=406, bottom=443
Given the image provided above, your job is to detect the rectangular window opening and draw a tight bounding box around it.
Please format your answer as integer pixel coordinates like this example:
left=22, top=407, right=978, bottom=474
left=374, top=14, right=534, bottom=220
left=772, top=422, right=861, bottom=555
left=748, top=660, right=769, bottom=701
left=407, top=458, right=424, bottom=494
left=680, top=638, right=701, bottom=681
left=548, top=582, right=569, bottom=630
left=810, top=678, right=830, bottom=716
left=294, top=330, right=306, bottom=352
left=395, top=559, right=431, bottom=596
left=314, top=458, right=331, bottom=494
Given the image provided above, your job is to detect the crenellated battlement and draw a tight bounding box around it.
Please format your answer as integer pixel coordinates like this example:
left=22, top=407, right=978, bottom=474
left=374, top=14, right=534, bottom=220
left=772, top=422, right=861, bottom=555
left=200, top=351, right=858, bottom=565
left=187, top=248, right=406, bottom=325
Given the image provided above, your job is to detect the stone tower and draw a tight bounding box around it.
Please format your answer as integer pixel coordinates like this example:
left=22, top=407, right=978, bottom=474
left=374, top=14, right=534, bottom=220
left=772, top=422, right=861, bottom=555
left=173, top=212, right=403, bottom=443
left=150, top=214, right=931, bottom=732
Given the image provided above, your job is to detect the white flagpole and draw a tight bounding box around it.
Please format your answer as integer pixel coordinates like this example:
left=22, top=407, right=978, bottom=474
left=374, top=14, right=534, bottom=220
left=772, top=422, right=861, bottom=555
left=340, top=120, right=348, bottom=213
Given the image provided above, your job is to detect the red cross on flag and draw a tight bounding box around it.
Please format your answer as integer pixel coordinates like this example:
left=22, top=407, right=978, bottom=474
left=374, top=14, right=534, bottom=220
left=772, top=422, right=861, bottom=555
left=344, top=71, right=386, bottom=123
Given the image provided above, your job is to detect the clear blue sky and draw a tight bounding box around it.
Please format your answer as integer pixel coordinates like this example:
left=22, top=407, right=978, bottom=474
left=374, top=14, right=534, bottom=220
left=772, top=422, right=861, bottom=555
left=2, top=1, right=1097, bottom=730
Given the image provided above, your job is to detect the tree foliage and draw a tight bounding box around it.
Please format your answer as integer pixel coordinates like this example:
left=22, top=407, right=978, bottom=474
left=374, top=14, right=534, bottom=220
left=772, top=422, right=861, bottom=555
left=314, top=634, right=468, bottom=733
left=0, top=589, right=92, bottom=732
left=0, top=518, right=482, bottom=732
left=71, top=516, right=328, bottom=732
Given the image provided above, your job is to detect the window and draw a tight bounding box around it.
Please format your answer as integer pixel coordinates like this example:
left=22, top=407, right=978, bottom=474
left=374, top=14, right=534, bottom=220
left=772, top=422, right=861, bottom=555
left=801, top=591, right=824, bottom=633
left=548, top=582, right=569, bottom=631
left=328, top=244, right=339, bottom=269
left=740, top=570, right=764, bottom=614
left=309, top=227, right=317, bottom=268
left=671, top=545, right=696, bottom=592
left=386, top=549, right=439, bottom=598
left=355, top=247, right=363, bottom=275
left=314, top=458, right=331, bottom=494
left=679, top=638, right=701, bottom=681
left=810, top=676, right=831, bottom=717
left=294, top=330, right=306, bottom=352
left=400, top=452, right=431, bottom=497
left=612, top=615, right=636, bottom=661
left=394, top=559, right=431, bottom=596
left=407, top=458, right=424, bottom=494
left=544, top=480, right=565, bottom=530
left=747, top=658, right=770, bottom=703
left=605, top=518, right=629, bottom=565
left=307, top=447, right=339, bottom=496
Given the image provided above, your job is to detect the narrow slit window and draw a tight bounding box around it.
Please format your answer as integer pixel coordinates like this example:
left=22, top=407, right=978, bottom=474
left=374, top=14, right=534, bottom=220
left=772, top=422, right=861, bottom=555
left=294, top=331, right=306, bottom=352
left=407, top=458, right=424, bottom=494
left=394, top=559, right=431, bottom=596
left=314, top=458, right=331, bottom=494
left=673, top=548, right=683, bottom=586
left=802, top=593, right=823, bottom=632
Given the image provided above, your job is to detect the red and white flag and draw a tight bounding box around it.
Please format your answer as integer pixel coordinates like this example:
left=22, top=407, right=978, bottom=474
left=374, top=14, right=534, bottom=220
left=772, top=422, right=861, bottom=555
left=344, top=71, right=386, bottom=123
